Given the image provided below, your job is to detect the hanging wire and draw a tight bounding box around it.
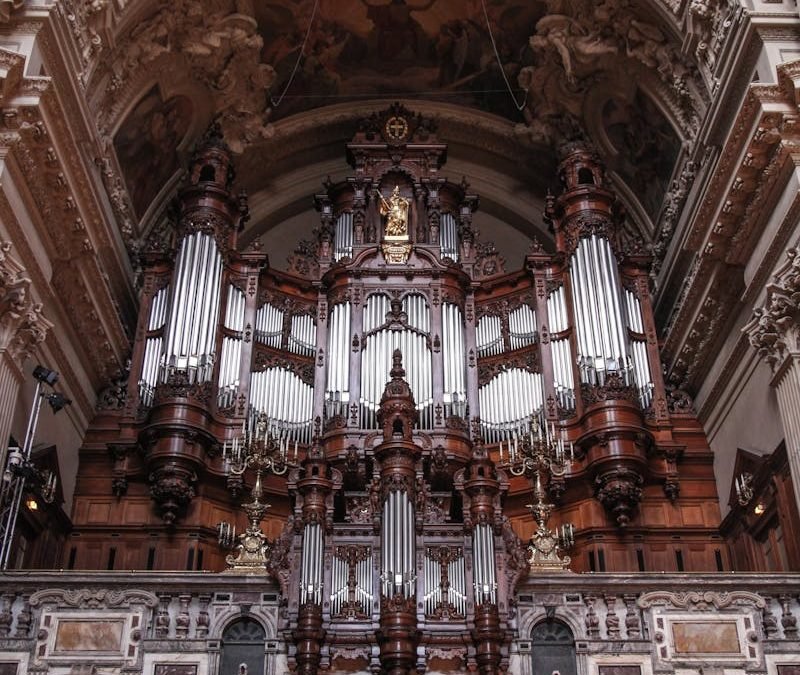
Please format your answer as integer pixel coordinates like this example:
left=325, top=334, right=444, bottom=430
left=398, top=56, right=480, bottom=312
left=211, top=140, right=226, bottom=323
left=268, top=0, right=320, bottom=109
left=480, top=0, right=528, bottom=112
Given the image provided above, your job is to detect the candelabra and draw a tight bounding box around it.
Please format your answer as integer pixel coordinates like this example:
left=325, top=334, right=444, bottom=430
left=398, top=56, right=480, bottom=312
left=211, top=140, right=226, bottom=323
left=0, top=365, right=69, bottom=569
left=499, top=416, right=574, bottom=571
left=219, top=411, right=297, bottom=574
left=735, top=471, right=754, bottom=507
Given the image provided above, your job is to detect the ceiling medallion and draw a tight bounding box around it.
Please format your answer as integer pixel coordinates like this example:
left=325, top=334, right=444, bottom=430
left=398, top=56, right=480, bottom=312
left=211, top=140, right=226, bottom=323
left=384, top=115, right=409, bottom=144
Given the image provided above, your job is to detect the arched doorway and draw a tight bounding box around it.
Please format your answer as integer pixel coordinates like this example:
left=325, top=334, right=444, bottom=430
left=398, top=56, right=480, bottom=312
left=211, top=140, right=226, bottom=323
left=219, top=618, right=266, bottom=675
left=531, top=619, right=577, bottom=675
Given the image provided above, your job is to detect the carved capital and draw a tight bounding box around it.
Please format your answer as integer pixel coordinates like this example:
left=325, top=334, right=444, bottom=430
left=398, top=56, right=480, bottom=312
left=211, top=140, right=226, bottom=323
left=745, top=248, right=800, bottom=374
left=0, top=242, right=51, bottom=367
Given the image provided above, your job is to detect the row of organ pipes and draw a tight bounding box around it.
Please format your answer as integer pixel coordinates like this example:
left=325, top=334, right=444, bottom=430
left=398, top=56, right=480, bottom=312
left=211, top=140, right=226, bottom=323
left=299, top=522, right=324, bottom=605
left=423, top=548, right=467, bottom=617
left=136, top=233, right=655, bottom=451
left=380, top=489, right=416, bottom=598
left=330, top=547, right=373, bottom=618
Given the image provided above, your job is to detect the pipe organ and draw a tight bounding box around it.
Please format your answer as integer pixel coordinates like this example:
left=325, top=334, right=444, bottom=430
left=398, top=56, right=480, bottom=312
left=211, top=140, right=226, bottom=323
left=71, top=106, right=725, bottom=674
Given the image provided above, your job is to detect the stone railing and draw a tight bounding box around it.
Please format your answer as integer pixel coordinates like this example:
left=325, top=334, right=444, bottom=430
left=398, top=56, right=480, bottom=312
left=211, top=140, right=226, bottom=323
left=0, top=571, right=798, bottom=674
left=512, top=573, right=800, bottom=675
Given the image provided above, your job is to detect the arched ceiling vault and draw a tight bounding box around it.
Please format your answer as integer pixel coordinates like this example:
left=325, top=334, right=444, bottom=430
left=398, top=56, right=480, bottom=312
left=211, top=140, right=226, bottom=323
left=89, top=0, right=711, bottom=269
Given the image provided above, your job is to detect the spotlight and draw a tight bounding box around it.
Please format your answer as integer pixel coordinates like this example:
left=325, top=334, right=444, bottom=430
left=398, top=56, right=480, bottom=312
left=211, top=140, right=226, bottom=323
left=32, top=365, right=58, bottom=386
left=46, top=393, right=71, bottom=414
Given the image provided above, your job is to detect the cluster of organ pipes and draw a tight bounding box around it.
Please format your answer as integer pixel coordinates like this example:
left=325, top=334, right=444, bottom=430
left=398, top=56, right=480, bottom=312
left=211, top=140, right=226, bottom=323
left=441, top=302, right=467, bottom=418
left=381, top=490, right=416, bottom=598
left=480, top=369, right=545, bottom=445
left=161, top=231, right=223, bottom=383
left=325, top=302, right=351, bottom=419
left=472, top=523, right=498, bottom=604
left=138, top=285, right=169, bottom=406
left=476, top=315, right=503, bottom=357
left=547, top=285, right=576, bottom=411
left=218, top=285, right=246, bottom=409
left=288, top=314, right=316, bottom=357
left=571, top=234, right=649, bottom=396
left=624, top=288, right=655, bottom=407
left=508, top=304, right=537, bottom=350
left=254, top=302, right=283, bottom=348
left=439, top=213, right=459, bottom=261
left=423, top=547, right=467, bottom=617
left=331, top=210, right=460, bottom=262
left=329, top=547, right=373, bottom=617
left=334, top=212, right=354, bottom=261
left=299, top=523, right=324, bottom=605
left=360, top=293, right=434, bottom=429
left=249, top=369, right=314, bottom=445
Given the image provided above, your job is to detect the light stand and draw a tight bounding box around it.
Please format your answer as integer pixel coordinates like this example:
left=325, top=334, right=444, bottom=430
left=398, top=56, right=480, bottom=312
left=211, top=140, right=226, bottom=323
left=499, top=415, right=575, bottom=571
left=0, top=366, right=69, bottom=570
left=218, top=410, right=297, bottom=574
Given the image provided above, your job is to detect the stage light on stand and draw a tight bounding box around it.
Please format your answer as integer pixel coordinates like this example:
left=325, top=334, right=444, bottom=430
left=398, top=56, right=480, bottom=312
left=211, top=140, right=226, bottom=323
left=0, top=365, right=69, bottom=569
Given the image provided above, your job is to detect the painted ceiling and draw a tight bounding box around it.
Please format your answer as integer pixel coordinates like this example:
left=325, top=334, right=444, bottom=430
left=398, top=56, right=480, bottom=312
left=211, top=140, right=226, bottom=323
left=99, top=0, right=708, bottom=268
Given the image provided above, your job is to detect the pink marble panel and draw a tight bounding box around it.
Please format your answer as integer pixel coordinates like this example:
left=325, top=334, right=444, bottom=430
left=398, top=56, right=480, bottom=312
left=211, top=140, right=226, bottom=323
left=54, top=619, right=124, bottom=652
left=672, top=621, right=739, bottom=654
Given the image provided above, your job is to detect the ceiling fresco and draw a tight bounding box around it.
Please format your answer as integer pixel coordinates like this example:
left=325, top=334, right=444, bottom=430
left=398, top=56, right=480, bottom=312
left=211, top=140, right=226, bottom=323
left=98, top=0, right=709, bottom=253
left=256, top=0, right=546, bottom=123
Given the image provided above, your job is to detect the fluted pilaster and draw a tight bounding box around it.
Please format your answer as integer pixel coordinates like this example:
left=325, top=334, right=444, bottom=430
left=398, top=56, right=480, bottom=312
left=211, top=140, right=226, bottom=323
left=745, top=247, right=800, bottom=518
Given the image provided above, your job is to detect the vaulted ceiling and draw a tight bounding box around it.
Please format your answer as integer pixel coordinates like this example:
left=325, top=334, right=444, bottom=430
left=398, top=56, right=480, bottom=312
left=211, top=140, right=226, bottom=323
left=88, top=0, right=710, bottom=277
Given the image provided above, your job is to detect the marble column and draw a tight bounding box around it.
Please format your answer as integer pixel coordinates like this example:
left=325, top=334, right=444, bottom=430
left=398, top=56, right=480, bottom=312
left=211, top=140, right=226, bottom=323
left=0, top=242, right=51, bottom=470
left=745, top=247, right=800, bottom=518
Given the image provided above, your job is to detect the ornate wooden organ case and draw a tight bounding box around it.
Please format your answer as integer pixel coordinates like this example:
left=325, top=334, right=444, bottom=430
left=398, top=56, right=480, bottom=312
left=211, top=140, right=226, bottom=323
left=71, top=106, right=723, bottom=673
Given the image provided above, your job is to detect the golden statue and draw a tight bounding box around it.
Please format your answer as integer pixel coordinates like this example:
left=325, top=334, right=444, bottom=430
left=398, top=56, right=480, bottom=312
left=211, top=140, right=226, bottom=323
left=379, top=185, right=409, bottom=238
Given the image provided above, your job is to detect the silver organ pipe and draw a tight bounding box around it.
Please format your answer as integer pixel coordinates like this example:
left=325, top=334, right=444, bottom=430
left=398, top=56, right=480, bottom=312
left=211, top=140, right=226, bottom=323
left=508, top=304, right=537, bottom=350
left=325, top=302, right=351, bottom=418
left=289, top=313, right=316, bottom=357
left=479, top=368, right=544, bottom=444
left=381, top=490, right=415, bottom=598
left=476, top=315, right=503, bottom=357
left=439, top=212, right=459, bottom=262
left=570, top=234, right=632, bottom=386
left=334, top=211, right=354, bottom=261
left=624, top=288, right=654, bottom=407
left=161, top=231, right=223, bottom=383
left=218, top=285, right=246, bottom=408
left=442, top=302, right=466, bottom=418
left=547, top=286, right=575, bottom=411
left=138, top=285, right=170, bottom=406
left=300, top=522, right=323, bottom=605
left=360, top=294, right=433, bottom=429
left=249, top=367, right=313, bottom=444
left=254, top=302, right=284, bottom=348
left=472, top=523, right=496, bottom=604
